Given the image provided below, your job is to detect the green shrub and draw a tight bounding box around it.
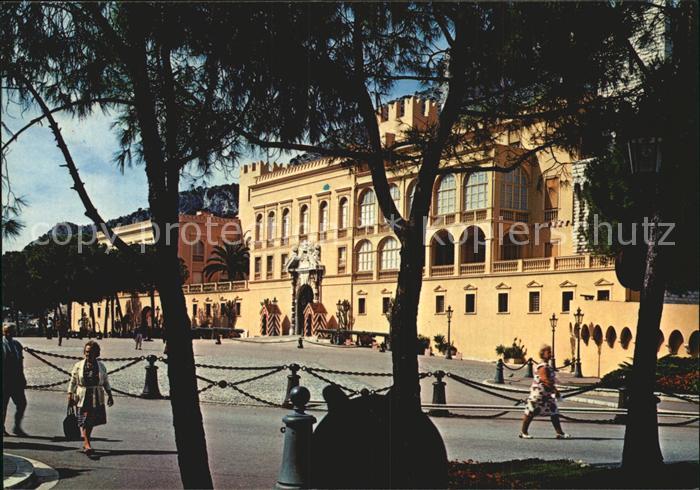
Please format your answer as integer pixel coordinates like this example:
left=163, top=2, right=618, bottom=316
left=433, top=334, right=456, bottom=355
left=417, top=334, right=431, bottom=354
left=495, top=338, right=528, bottom=359
left=601, top=356, right=700, bottom=394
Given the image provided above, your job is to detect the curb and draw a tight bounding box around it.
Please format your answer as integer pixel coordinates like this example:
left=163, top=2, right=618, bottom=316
left=3, top=453, right=59, bottom=490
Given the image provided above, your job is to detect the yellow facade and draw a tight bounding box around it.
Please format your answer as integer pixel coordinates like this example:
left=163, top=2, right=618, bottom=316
left=73, top=97, right=699, bottom=375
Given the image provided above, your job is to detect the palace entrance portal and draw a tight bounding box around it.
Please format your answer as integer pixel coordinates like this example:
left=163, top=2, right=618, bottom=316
left=285, top=242, right=325, bottom=336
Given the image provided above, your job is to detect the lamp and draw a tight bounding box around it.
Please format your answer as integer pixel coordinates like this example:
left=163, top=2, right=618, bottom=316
left=573, top=307, right=584, bottom=378
left=549, top=313, right=558, bottom=368
left=627, top=137, right=662, bottom=175
left=446, top=305, right=454, bottom=360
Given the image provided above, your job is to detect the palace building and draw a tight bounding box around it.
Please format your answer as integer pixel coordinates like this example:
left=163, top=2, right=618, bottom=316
left=72, top=97, right=699, bottom=376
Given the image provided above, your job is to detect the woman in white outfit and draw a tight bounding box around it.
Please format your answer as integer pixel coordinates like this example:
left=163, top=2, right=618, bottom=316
left=68, top=340, right=114, bottom=456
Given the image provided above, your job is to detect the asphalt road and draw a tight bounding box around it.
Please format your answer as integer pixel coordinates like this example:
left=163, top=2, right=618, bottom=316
left=4, top=338, right=698, bottom=488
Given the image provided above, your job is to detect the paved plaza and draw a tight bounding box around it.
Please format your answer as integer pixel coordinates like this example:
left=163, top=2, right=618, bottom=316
left=3, top=338, right=699, bottom=488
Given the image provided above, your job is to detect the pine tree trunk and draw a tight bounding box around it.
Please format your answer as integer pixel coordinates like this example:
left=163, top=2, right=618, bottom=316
left=89, top=303, right=96, bottom=334
left=150, top=288, right=156, bottom=339
left=621, top=206, right=665, bottom=472
left=104, top=298, right=110, bottom=336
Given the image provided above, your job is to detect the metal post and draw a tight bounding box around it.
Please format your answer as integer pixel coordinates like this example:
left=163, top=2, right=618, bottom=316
left=283, top=363, right=301, bottom=408
left=140, top=355, right=163, bottom=399
left=428, top=370, right=449, bottom=416
left=574, top=335, right=584, bottom=378
left=297, top=337, right=304, bottom=349
left=494, top=359, right=505, bottom=384
left=614, top=386, right=629, bottom=424
left=445, top=306, right=453, bottom=360
left=277, top=386, right=317, bottom=489
left=525, top=358, right=534, bottom=378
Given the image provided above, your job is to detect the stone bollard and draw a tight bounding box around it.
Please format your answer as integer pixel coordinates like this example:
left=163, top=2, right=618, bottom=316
left=283, top=364, right=301, bottom=408
left=277, top=386, right=316, bottom=489
left=297, top=337, right=304, bottom=349
left=494, top=359, right=505, bottom=384
left=215, top=333, right=222, bottom=345
left=525, top=358, right=534, bottom=378
left=140, top=355, right=163, bottom=399
left=428, top=370, right=449, bottom=417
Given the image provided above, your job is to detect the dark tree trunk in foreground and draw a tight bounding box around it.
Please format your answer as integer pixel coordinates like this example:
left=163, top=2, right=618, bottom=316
left=89, top=302, right=96, bottom=334
left=104, top=298, right=110, bottom=336
left=622, top=206, right=666, bottom=471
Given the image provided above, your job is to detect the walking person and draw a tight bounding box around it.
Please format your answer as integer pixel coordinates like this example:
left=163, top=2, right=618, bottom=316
left=519, top=345, right=570, bottom=439
left=3, top=325, right=28, bottom=437
left=134, top=324, right=144, bottom=350
left=67, top=340, right=114, bottom=457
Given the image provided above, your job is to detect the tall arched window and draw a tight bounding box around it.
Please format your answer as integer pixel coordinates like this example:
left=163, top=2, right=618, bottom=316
left=299, top=205, right=309, bottom=234
left=255, top=214, right=263, bottom=242
left=464, top=172, right=488, bottom=210
left=193, top=240, right=205, bottom=262
left=436, top=174, right=456, bottom=215
left=338, top=198, right=349, bottom=229
left=500, top=167, right=528, bottom=210
left=319, top=201, right=329, bottom=232
left=356, top=240, right=374, bottom=272
left=406, top=180, right=417, bottom=216
left=383, top=185, right=400, bottom=223
left=358, top=190, right=376, bottom=227
left=267, top=211, right=276, bottom=240
left=380, top=237, right=400, bottom=270
left=281, top=208, right=290, bottom=239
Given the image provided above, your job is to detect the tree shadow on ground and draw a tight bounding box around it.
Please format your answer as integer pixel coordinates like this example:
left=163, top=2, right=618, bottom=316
left=3, top=441, right=76, bottom=452
left=92, top=448, right=178, bottom=459
left=8, top=434, right=121, bottom=443
left=55, top=468, right=91, bottom=481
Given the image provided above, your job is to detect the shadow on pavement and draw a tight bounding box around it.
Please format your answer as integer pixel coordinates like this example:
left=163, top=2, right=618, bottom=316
left=8, top=434, right=121, bottom=443
left=3, top=440, right=76, bottom=452
left=56, top=467, right=92, bottom=481
left=92, top=449, right=178, bottom=458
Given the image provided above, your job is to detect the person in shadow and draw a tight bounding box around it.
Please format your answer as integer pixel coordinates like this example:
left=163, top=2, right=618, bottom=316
left=68, top=340, right=114, bottom=457
left=3, top=325, right=28, bottom=436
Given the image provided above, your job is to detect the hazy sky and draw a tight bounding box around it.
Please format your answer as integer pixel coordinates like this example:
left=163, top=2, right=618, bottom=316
left=2, top=80, right=420, bottom=252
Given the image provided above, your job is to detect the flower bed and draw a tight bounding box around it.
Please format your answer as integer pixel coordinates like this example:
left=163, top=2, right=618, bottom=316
left=601, top=355, right=699, bottom=395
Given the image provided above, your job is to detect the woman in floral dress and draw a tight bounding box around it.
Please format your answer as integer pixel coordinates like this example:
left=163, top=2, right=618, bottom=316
left=68, top=340, right=114, bottom=456
left=519, top=345, right=570, bottom=439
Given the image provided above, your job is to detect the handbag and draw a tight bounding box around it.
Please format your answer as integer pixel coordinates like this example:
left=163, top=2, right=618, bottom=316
left=63, top=404, right=81, bottom=441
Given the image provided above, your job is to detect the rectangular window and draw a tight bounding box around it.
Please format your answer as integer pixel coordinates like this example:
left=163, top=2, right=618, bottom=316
left=192, top=304, right=198, bottom=317
left=266, top=256, right=273, bottom=279
left=382, top=297, right=391, bottom=314
left=254, top=257, right=262, bottom=280
left=597, top=290, right=610, bottom=301
left=235, top=302, right=242, bottom=316
left=498, top=293, right=509, bottom=313
left=337, top=247, right=347, bottom=274
left=281, top=254, right=288, bottom=277
left=562, top=291, right=574, bottom=313
left=435, top=295, right=445, bottom=314
left=97, top=307, right=101, bottom=317
left=544, top=240, right=560, bottom=258
left=358, top=297, right=366, bottom=315
left=205, top=303, right=212, bottom=317
left=465, top=293, right=476, bottom=314
left=528, top=291, right=541, bottom=313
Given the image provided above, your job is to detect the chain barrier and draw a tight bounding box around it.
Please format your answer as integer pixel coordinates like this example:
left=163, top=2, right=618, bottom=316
left=229, top=337, right=298, bottom=344
left=446, top=372, right=526, bottom=403
left=24, top=347, right=142, bottom=362
left=502, top=362, right=528, bottom=372
left=303, top=368, right=359, bottom=395
left=107, top=357, right=146, bottom=375
left=26, top=379, right=70, bottom=390
left=195, top=362, right=286, bottom=371
left=303, top=339, right=360, bottom=349
left=656, top=388, right=700, bottom=405
left=302, top=366, right=393, bottom=377
left=110, top=387, right=147, bottom=399
left=24, top=348, right=73, bottom=376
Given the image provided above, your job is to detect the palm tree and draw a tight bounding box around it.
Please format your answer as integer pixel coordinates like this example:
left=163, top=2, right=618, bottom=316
left=203, top=242, right=249, bottom=281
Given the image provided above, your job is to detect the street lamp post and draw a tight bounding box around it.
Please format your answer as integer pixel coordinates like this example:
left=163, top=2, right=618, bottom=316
left=549, top=313, right=558, bottom=369
left=574, top=307, right=584, bottom=378
left=445, top=305, right=453, bottom=360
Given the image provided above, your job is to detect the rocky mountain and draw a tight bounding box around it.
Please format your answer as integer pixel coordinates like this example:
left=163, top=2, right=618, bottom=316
left=33, top=183, right=238, bottom=246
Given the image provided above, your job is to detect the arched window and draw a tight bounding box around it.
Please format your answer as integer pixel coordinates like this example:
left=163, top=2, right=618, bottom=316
left=436, top=174, right=456, bottom=215
left=193, top=241, right=205, bottom=262
left=380, top=237, right=400, bottom=270
left=319, top=201, right=329, bottom=232
left=688, top=331, right=700, bottom=357
left=338, top=198, right=349, bottom=229
left=281, top=208, right=290, bottom=239
left=254, top=214, right=263, bottom=242
left=267, top=211, right=276, bottom=240
left=668, top=330, right=684, bottom=355
left=406, top=180, right=417, bottom=216
left=358, top=190, right=376, bottom=227
left=464, top=172, right=488, bottom=210
left=620, top=327, right=633, bottom=349
left=299, top=205, right=309, bottom=235
left=501, top=230, right=528, bottom=260
left=605, top=326, right=617, bottom=348
left=500, top=167, right=528, bottom=210
left=384, top=185, right=400, bottom=223
left=431, top=230, right=454, bottom=266
left=356, top=241, right=374, bottom=272
left=460, top=226, right=486, bottom=263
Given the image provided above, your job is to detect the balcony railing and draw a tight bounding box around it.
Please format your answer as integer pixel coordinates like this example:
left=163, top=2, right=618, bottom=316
left=318, top=231, right=327, bottom=241
left=337, top=264, right=346, bottom=275
left=544, top=209, right=559, bottom=222
left=430, top=213, right=457, bottom=226
left=461, top=209, right=488, bottom=223
left=266, top=271, right=273, bottom=280
left=460, top=262, right=485, bottom=275
left=353, top=271, right=373, bottom=281
left=266, top=239, right=275, bottom=247
left=430, top=264, right=454, bottom=277
left=299, top=234, right=308, bottom=242
left=500, top=210, right=529, bottom=223
left=355, top=225, right=374, bottom=236
left=180, top=280, right=249, bottom=294
left=590, top=255, right=613, bottom=268
left=202, top=283, right=216, bottom=293
left=493, top=260, right=518, bottom=273
left=522, top=258, right=552, bottom=272
left=253, top=241, right=263, bottom=250
left=254, top=272, right=261, bottom=280
left=337, top=228, right=348, bottom=239
left=378, top=270, right=399, bottom=279
left=554, top=255, right=586, bottom=270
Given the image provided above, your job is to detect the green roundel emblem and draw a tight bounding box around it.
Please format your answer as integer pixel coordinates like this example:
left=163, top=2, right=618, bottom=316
left=323, top=184, right=331, bottom=191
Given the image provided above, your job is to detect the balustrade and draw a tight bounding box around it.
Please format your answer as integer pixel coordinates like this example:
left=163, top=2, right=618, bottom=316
left=554, top=255, right=586, bottom=270
left=522, top=258, right=552, bottom=272
left=459, top=263, right=485, bottom=275
left=544, top=209, right=559, bottom=222
left=492, top=260, right=518, bottom=273
left=430, top=264, right=454, bottom=277
left=353, top=271, right=373, bottom=281
left=378, top=270, right=399, bottom=279
left=337, top=229, right=347, bottom=239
